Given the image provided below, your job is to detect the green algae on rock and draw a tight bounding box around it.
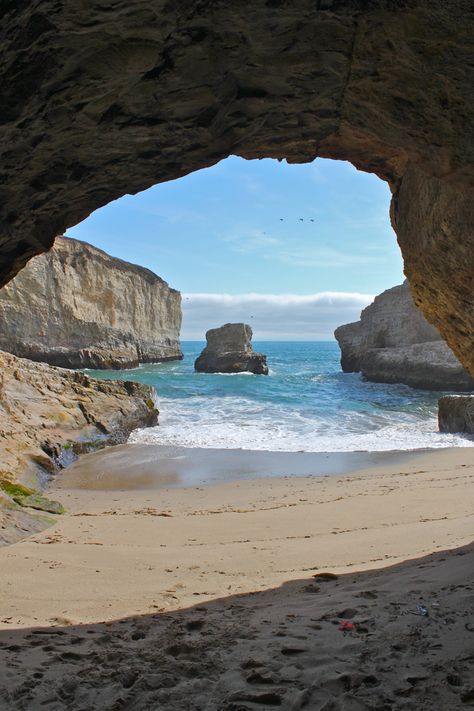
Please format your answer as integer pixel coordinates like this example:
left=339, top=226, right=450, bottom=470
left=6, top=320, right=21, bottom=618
left=0, top=481, right=65, bottom=515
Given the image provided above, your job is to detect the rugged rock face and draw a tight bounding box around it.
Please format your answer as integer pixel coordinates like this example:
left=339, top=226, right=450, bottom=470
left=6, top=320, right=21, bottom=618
left=0, top=236, right=182, bottom=369
left=195, top=323, right=268, bottom=375
left=0, top=3, right=473, bottom=374
left=361, top=343, right=474, bottom=392
left=335, top=282, right=474, bottom=391
left=438, top=396, right=474, bottom=434
left=0, top=350, right=158, bottom=486
left=335, top=282, right=440, bottom=373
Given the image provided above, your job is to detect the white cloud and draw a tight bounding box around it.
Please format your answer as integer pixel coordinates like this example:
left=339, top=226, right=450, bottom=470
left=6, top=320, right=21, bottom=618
left=181, top=291, right=374, bottom=340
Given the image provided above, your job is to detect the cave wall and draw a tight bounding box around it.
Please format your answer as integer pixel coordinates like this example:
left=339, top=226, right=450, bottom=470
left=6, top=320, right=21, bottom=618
left=1, top=0, right=473, bottom=370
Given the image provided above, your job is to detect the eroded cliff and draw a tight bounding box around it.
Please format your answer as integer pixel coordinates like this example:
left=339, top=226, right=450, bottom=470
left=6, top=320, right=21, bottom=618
left=335, top=282, right=474, bottom=391
left=0, top=236, right=182, bottom=369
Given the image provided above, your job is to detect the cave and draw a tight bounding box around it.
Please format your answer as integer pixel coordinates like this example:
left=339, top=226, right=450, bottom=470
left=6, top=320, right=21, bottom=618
left=1, top=0, right=473, bottom=374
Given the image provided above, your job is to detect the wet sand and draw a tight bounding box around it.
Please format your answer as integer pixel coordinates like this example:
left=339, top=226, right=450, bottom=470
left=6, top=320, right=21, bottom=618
left=56, top=442, right=435, bottom=490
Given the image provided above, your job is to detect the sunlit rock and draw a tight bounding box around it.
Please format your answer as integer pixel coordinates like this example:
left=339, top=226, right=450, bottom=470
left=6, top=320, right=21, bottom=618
left=335, top=282, right=474, bottom=391
left=0, top=236, right=183, bottom=369
left=195, top=323, right=268, bottom=375
left=0, top=349, right=159, bottom=486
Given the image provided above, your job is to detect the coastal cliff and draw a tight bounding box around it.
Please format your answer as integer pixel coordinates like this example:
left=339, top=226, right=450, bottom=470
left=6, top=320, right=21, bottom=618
left=335, top=282, right=474, bottom=391
left=0, top=236, right=182, bottom=369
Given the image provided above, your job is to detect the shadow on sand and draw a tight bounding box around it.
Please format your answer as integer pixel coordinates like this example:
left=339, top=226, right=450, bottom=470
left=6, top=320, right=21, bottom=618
left=0, top=542, right=473, bottom=710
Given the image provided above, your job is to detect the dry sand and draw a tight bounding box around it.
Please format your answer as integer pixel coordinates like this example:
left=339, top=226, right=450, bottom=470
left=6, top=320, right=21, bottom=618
left=0, top=446, right=473, bottom=709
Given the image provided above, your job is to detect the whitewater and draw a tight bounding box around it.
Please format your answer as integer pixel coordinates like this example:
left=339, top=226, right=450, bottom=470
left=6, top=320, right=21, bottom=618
left=88, top=341, right=473, bottom=453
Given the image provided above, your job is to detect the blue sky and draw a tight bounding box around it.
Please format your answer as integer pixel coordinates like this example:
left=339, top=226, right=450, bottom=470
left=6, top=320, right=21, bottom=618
left=68, top=156, right=404, bottom=339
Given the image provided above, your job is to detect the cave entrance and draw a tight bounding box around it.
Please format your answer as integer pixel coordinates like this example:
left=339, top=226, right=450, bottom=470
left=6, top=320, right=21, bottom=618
left=50, top=155, right=458, bottom=455
left=66, top=156, right=403, bottom=342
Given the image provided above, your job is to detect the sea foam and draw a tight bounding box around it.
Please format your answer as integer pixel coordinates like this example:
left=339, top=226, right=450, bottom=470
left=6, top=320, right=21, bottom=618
left=87, top=341, right=474, bottom=454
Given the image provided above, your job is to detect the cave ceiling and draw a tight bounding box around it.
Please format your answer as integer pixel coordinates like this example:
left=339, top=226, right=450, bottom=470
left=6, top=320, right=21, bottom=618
left=1, top=0, right=473, bottom=370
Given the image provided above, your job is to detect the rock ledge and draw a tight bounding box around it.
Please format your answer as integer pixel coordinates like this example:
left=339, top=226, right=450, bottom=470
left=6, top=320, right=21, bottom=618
left=0, top=350, right=158, bottom=487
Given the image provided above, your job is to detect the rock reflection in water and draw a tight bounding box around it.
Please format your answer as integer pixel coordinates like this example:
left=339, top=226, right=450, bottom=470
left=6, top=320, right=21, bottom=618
left=57, top=445, right=182, bottom=490
left=56, top=444, right=421, bottom=492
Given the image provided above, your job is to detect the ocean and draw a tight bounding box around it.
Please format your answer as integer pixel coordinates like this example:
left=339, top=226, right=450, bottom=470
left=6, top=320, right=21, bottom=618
left=88, top=341, right=473, bottom=453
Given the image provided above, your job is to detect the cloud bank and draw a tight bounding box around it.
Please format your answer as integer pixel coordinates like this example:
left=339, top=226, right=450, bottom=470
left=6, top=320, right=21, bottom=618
left=181, top=292, right=374, bottom=340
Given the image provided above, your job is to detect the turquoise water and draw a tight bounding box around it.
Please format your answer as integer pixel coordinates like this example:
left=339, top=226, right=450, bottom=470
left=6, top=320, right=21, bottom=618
left=87, top=341, right=473, bottom=452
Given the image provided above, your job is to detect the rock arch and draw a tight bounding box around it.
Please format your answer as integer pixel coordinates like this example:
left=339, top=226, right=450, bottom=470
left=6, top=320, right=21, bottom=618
left=1, top=1, right=473, bottom=370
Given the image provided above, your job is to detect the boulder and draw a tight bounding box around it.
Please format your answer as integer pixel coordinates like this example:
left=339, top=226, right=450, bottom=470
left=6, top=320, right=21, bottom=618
left=335, top=282, right=474, bottom=391
left=0, top=236, right=183, bottom=370
left=438, top=396, right=474, bottom=434
left=194, top=323, right=268, bottom=375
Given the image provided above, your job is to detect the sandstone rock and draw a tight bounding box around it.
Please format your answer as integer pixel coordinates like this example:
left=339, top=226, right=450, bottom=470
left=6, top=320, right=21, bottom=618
left=0, top=3, right=473, bottom=375
left=0, top=350, right=159, bottom=487
left=195, top=324, right=268, bottom=375
left=335, top=282, right=474, bottom=391
left=0, top=236, right=182, bottom=369
left=335, top=282, right=440, bottom=372
left=0, top=481, right=64, bottom=515
left=361, top=343, right=474, bottom=392
left=0, top=494, right=53, bottom=547
left=438, top=396, right=474, bottom=434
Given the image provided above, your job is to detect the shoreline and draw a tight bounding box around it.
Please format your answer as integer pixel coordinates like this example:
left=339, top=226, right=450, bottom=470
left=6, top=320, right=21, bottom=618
left=0, top=446, right=472, bottom=629
left=55, top=441, right=448, bottom=491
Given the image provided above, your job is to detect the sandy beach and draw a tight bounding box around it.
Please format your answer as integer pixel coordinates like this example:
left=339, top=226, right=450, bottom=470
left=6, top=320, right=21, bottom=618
left=0, top=446, right=473, bottom=708
left=0, top=447, right=473, bottom=628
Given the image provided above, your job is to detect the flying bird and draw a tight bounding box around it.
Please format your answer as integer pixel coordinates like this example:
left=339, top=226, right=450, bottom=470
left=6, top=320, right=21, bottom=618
left=299, top=218, right=304, bottom=222
left=310, top=218, right=315, bottom=222
left=279, top=218, right=284, bottom=221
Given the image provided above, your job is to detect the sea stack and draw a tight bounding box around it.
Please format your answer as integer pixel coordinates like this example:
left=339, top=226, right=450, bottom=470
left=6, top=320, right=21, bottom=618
left=0, top=235, right=183, bottom=370
left=194, top=323, right=268, bottom=375
left=335, top=281, right=474, bottom=391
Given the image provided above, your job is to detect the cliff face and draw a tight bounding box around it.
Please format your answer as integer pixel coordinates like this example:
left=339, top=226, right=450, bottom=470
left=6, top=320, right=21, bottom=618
left=335, top=282, right=440, bottom=373
left=335, top=282, right=474, bottom=391
left=0, top=236, right=182, bottom=369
